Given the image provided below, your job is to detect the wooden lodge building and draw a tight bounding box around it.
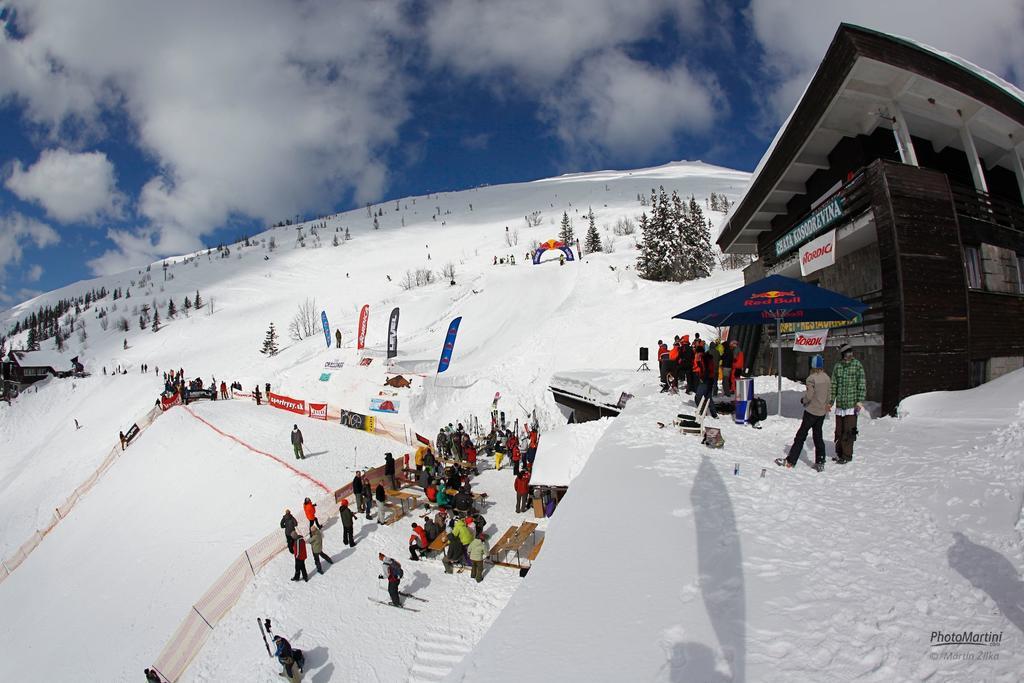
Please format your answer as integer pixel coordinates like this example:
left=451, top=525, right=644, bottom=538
left=719, top=24, right=1024, bottom=415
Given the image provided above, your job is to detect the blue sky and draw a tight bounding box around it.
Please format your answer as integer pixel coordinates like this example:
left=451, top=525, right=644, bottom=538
left=1, top=0, right=1022, bottom=307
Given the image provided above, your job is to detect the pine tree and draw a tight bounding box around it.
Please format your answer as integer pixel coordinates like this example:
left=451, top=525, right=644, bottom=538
left=584, top=208, right=602, bottom=254
left=684, top=196, right=715, bottom=280
left=261, top=323, right=279, bottom=356
left=167, top=299, right=177, bottom=319
left=26, top=327, right=39, bottom=351
left=139, top=315, right=146, bottom=330
left=184, top=296, right=192, bottom=311
left=345, top=227, right=351, bottom=240
left=194, top=290, right=203, bottom=309
left=55, top=329, right=64, bottom=352
left=559, top=211, right=574, bottom=244
left=152, top=309, right=161, bottom=332
left=332, top=234, right=339, bottom=247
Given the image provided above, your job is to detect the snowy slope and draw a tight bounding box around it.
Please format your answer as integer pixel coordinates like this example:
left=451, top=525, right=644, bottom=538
left=449, top=373, right=1024, bottom=682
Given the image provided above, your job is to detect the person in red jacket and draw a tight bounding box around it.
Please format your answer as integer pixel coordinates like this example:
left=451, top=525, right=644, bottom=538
left=526, top=428, right=539, bottom=466
left=730, top=341, right=745, bottom=395
left=219, top=380, right=228, bottom=400
left=514, top=471, right=531, bottom=513
left=657, top=340, right=670, bottom=391
left=511, top=441, right=522, bottom=476
left=303, top=497, right=321, bottom=530
left=291, top=532, right=309, bottom=582
left=408, top=522, right=428, bottom=561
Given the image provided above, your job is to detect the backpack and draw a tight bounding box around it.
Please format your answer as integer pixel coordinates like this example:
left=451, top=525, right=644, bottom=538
left=392, top=560, right=404, bottom=581
left=750, top=397, right=768, bottom=425
left=702, top=427, right=725, bottom=449
left=292, top=648, right=305, bottom=671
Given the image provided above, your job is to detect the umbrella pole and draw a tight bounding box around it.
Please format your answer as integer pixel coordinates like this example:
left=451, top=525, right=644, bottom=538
left=776, top=313, right=783, bottom=417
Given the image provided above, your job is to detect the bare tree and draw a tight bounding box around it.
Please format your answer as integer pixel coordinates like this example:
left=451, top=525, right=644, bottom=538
left=524, top=211, right=542, bottom=227
left=505, top=228, right=520, bottom=247
left=290, top=297, right=318, bottom=339
left=440, top=261, right=456, bottom=281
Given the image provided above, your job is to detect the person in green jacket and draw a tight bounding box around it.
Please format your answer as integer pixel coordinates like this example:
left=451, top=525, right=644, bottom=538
left=436, top=488, right=450, bottom=509
left=452, top=519, right=473, bottom=546
left=829, top=343, right=866, bottom=464
left=468, top=534, right=489, bottom=583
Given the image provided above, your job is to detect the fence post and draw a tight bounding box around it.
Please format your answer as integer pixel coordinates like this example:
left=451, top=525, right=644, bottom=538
left=192, top=605, right=214, bottom=630
left=55, top=507, right=62, bottom=520
left=244, top=549, right=256, bottom=578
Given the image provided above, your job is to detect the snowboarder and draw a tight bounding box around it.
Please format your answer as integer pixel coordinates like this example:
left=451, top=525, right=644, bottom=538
left=778, top=355, right=831, bottom=472
left=352, top=472, right=365, bottom=516
left=335, top=328, right=342, bottom=348
left=830, top=343, right=866, bottom=464
left=308, top=525, right=333, bottom=574
left=408, top=522, right=428, bottom=561
left=291, top=532, right=309, bottom=582
left=375, top=482, right=387, bottom=524
left=468, top=533, right=489, bottom=583
left=378, top=553, right=403, bottom=606
left=303, top=497, right=321, bottom=530
left=281, top=509, right=299, bottom=553
left=384, top=452, right=397, bottom=490
left=339, top=499, right=356, bottom=547
left=291, top=425, right=304, bottom=459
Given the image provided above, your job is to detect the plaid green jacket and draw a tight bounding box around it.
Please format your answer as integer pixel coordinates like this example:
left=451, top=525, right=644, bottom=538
left=830, top=358, right=866, bottom=409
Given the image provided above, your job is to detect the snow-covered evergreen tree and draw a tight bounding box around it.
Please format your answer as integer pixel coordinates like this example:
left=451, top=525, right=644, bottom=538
left=152, top=309, right=161, bottom=332
left=261, top=323, right=279, bottom=356
left=584, top=208, right=602, bottom=254
left=684, top=196, right=715, bottom=279
left=559, top=211, right=574, bottom=245
left=194, top=290, right=203, bottom=310
left=167, top=299, right=177, bottom=319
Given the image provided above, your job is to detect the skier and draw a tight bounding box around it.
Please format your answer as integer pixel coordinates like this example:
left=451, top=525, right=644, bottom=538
left=777, top=354, right=831, bottom=472
left=352, top=472, right=365, bottom=516
left=375, top=482, right=387, bottom=524
left=384, top=452, right=397, bottom=490
left=468, top=533, right=489, bottom=583
left=335, top=328, right=342, bottom=348
left=280, top=509, right=299, bottom=553
left=408, top=522, right=428, bottom=561
left=378, top=553, right=404, bottom=606
left=339, top=499, right=356, bottom=547
left=308, top=525, right=334, bottom=574
left=829, top=343, right=866, bottom=464
left=291, top=532, right=309, bottom=582
left=303, top=497, right=321, bottom=530
left=272, top=635, right=304, bottom=682
left=291, top=425, right=304, bottom=459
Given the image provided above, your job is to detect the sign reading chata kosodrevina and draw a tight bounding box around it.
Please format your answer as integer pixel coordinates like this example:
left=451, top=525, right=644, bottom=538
left=774, top=195, right=845, bottom=257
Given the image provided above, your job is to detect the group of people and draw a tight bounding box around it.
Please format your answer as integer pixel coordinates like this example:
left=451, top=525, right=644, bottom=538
left=279, top=500, right=334, bottom=582
left=657, top=334, right=745, bottom=406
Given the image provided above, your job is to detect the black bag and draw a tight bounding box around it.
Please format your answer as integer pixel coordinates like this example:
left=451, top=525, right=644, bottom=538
left=750, top=397, right=768, bottom=424
left=293, top=649, right=305, bottom=671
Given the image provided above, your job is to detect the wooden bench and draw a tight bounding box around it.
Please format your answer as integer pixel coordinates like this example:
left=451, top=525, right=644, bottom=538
left=490, top=521, right=538, bottom=569
left=526, top=536, right=544, bottom=562
left=427, top=530, right=448, bottom=555
left=487, top=526, right=519, bottom=560
left=385, top=490, right=421, bottom=516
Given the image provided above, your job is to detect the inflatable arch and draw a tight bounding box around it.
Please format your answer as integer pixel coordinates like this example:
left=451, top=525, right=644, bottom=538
left=532, top=239, right=575, bottom=265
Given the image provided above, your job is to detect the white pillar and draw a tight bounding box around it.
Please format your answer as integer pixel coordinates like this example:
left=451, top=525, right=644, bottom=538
left=959, top=124, right=988, bottom=193
left=891, top=104, right=918, bottom=167
left=1010, top=143, right=1024, bottom=205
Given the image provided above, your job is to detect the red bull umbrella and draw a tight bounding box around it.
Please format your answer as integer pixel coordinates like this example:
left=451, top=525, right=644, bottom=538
left=673, top=274, right=866, bottom=416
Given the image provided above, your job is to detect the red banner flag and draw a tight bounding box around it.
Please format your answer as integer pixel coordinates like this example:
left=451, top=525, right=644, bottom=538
left=357, top=304, right=369, bottom=350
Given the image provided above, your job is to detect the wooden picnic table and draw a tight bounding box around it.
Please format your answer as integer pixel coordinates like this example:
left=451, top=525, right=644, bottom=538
left=385, top=490, right=421, bottom=514
left=489, top=521, right=538, bottom=569
left=427, top=530, right=448, bottom=555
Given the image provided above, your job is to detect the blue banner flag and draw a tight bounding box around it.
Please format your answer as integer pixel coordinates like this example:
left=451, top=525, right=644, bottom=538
left=436, top=316, right=462, bottom=374
left=321, top=311, right=331, bottom=348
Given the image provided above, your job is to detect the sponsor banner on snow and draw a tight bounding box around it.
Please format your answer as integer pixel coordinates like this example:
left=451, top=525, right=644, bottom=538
left=231, top=389, right=253, bottom=399
left=387, top=307, right=400, bottom=359
left=268, top=391, right=306, bottom=415
left=185, top=388, right=217, bottom=402
left=321, top=311, right=331, bottom=349
left=308, top=402, right=328, bottom=420
left=357, top=304, right=369, bottom=350
left=324, top=360, right=346, bottom=370
left=319, top=373, right=331, bottom=382
left=792, top=328, right=829, bottom=352
left=124, top=423, right=141, bottom=444
left=799, top=229, right=836, bottom=276
left=359, top=357, right=373, bottom=366
left=369, top=398, right=400, bottom=414
left=339, top=408, right=376, bottom=433
left=160, top=392, right=182, bottom=411
left=437, top=316, right=462, bottom=373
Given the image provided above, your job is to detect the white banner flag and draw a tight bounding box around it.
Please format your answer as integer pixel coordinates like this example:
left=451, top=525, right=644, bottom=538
left=799, top=229, right=836, bottom=276
left=793, top=328, right=829, bottom=352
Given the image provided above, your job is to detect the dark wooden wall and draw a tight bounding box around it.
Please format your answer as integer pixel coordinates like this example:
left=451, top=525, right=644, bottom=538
left=867, top=160, right=971, bottom=412
left=968, top=292, right=1024, bottom=359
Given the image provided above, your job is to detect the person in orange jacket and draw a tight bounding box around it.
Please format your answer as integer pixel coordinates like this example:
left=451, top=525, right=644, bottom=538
left=408, top=522, right=428, bottom=561
left=303, top=497, right=321, bottom=531
left=730, top=340, right=745, bottom=395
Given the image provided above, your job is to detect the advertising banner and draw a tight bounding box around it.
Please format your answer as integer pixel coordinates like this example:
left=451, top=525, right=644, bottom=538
left=324, top=360, right=345, bottom=370
left=231, top=389, right=253, bottom=399
left=339, top=409, right=376, bottom=433
left=308, top=403, right=328, bottom=420
left=357, top=304, right=369, bottom=350
left=387, top=307, right=400, bottom=359
left=799, top=229, right=837, bottom=276
left=437, top=316, right=462, bottom=374
left=774, top=194, right=844, bottom=257
left=321, top=311, right=331, bottom=348
left=160, top=392, right=182, bottom=411
left=319, top=373, right=331, bottom=382
left=792, top=328, right=829, bottom=352
left=268, top=391, right=306, bottom=415
left=185, top=388, right=217, bottom=402
left=124, top=423, right=141, bottom=444
left=369, top=398, right=400, bottom=414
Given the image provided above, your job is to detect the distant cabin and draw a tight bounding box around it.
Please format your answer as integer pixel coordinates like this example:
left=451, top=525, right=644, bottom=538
left=2, top=350, right=84, bottom=393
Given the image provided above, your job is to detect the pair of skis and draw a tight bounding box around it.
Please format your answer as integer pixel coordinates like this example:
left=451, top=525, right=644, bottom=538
left=367, top=592, right=428, bottom=612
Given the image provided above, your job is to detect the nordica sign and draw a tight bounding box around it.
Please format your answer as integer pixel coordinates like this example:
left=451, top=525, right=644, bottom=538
left=774, top=195, right=845, bottom=257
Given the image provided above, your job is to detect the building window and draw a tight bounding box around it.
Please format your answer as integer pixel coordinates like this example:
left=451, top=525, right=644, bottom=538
left=964, top=246, right=982, bottom=289
left=969, top=359, right=987, bottom=388
left=1017, top=254, right=1024, bottom=294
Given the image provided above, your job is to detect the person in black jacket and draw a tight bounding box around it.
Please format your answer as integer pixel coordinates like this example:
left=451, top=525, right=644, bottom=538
left=339, top=499, right=356, bottom=547
left=384, top=452, right=397, bottom=490
left=352, top=471, right=365, bottom=517
left=721, top=342, right=734, bottom=397
left=280, top=509, right=298, bottom=553
left=680, top=340, right=695, bottom=394
left=375, top=482, right=387, bottom=524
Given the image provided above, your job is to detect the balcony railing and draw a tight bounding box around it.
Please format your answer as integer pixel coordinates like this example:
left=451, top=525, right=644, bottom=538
left=951, top=183, right=1024, bottom=233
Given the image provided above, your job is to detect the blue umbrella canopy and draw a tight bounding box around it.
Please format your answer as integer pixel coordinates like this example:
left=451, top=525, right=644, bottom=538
left=672, top=274, right=867, bottom=326
left=674, top=275, right=867, bottom=417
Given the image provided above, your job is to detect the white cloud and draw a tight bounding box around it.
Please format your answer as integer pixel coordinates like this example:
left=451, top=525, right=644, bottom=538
left=25, top=264, right=43, bottom=282
left=747, top=1, right=1024, bottom=122
left=1, top=0, right=412, bottom=273
left=544, top=51, right=721, bottom=164
left=0, top=212, right=59, bottom=302
left=5, top=148, right=125, bottom=223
